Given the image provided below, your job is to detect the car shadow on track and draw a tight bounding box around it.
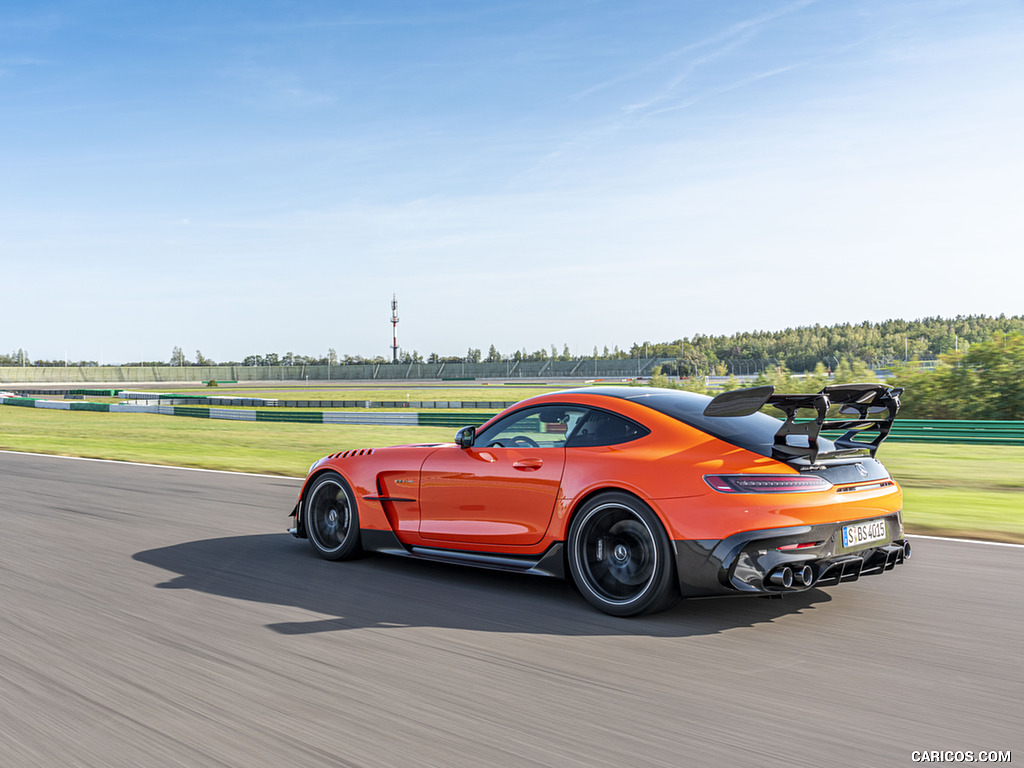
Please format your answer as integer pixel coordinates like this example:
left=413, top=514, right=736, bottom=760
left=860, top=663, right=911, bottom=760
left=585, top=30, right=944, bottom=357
left=133, top=533, right=832, bottom=638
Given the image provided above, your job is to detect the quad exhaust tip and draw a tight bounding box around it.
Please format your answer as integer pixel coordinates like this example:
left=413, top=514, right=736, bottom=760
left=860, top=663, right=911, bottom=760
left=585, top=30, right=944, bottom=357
left=768, top=564, right=815, bottom=590
left=793, top=564, right=814, bottom=587
left=768, top=567, right=794, bottom=589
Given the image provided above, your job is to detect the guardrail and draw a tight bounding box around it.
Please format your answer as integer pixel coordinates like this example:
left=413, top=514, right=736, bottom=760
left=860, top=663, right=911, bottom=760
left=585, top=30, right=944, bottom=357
left=0, top=394, right=495, bottom=428
left=2, top=394, right=1022, bottom=443
left=10, top=389, right=521, bottom=409
left=884, top=420, right=1024, bottom=445
left=155, top=397, right=517, bottom=409
left=157, top=406, right=495, bottom=428
left=146, top=409, right=525, bottom=429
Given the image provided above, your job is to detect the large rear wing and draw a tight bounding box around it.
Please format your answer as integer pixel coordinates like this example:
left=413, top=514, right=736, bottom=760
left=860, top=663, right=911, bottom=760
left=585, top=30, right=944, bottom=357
left=703, top=383, right=903, bottom=463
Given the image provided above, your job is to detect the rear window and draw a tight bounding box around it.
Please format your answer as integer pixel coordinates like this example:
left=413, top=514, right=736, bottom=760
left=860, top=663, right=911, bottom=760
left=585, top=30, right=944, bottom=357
left=578, top=387, right=836, bottom=459
left=566, top=409, right=649, bottom=447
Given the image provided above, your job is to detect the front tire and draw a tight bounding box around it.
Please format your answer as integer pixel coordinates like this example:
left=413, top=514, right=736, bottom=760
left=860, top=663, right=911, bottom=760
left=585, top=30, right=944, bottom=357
left=304, top=472, right=362, bottom=561
left=567, top=492, right=678, bottom=617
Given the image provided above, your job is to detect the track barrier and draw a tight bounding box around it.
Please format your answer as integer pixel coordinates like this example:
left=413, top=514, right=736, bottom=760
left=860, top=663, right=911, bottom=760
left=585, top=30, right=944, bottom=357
left=2, top=391, right=1022, bottom=442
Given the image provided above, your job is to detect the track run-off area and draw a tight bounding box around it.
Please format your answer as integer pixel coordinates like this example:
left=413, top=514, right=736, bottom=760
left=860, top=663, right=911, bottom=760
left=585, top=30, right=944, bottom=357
left=1, top=451, right=1020, bottom=767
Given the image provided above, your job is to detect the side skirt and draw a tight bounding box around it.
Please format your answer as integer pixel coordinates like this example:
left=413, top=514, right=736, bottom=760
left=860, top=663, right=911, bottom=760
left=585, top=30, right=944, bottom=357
left=360, top=529, right=565, bottom=579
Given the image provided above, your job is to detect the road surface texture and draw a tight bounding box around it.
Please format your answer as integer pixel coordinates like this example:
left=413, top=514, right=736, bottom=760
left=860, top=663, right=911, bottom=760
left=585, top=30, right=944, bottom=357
left=1, top=451, right=1019, bottom=767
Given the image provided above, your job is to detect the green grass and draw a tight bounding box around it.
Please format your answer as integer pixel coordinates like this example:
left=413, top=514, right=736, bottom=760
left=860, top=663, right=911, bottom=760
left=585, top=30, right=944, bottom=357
left=1, top=406, right=1021, bottom=542
left=0, top=406, right=454, bottom=477
left=876, top=443, right=1024, bottom=543
left=878, top=443, right=1024, bottom=491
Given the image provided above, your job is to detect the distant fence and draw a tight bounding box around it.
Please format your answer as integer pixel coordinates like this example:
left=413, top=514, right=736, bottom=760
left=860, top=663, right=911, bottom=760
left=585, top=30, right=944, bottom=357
left=0, top=359, right=674, bottom=384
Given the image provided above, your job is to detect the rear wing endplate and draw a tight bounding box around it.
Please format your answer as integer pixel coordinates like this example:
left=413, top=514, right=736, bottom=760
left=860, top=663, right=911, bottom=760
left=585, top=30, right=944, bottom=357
left=703, top=383, right=903, bottom=463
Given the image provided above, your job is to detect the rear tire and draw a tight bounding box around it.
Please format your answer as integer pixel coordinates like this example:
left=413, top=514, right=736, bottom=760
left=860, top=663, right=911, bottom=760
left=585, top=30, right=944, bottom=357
left=567, top=492, right=678, bottom=617
left=304, top=472, right=362, bottom=561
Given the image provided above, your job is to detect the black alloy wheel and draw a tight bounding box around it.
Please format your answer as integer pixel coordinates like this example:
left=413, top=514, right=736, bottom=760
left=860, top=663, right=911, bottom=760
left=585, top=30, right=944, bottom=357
left=305, top=472, right=362, bottom=561
left=567, top=492, right=678, bottom=617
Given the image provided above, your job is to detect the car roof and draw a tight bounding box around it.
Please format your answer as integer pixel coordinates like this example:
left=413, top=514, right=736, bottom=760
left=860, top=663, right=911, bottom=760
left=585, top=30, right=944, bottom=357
left=546, top=385, right=793, bottom=460
left=564, top=385, right=713, bottom=413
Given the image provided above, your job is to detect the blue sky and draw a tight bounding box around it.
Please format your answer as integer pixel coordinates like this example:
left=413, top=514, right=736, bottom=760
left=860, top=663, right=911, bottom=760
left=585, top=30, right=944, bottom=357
left=2, top=0, right=1022, bottom=363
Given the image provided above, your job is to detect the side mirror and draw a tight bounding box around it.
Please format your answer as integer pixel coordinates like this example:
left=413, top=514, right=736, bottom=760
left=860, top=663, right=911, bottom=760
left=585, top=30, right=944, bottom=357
left=454, top=425, right=476, bottom=448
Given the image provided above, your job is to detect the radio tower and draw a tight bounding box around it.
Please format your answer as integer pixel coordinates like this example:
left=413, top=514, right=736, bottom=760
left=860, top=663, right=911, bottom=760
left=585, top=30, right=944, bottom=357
left=390, top=294, right=400, bottom=363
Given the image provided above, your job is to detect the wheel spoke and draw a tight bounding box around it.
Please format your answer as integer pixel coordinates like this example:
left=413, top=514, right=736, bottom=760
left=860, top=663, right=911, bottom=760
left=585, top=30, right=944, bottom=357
left=303, top=473, right=362, bottom=562
left=310, top=482, right=350, bottom=551
left=577, top=504, right=657, bottom=603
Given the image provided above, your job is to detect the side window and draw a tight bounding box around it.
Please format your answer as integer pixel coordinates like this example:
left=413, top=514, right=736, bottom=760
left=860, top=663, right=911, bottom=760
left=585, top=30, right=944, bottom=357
left=565, top=409, right=650, bottom=448
left=476, top=406, right=589, bottom=448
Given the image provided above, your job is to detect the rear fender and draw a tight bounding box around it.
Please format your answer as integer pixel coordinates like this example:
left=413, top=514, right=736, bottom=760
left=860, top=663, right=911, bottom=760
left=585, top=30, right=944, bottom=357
left=554, top=484, right=672, bottom=546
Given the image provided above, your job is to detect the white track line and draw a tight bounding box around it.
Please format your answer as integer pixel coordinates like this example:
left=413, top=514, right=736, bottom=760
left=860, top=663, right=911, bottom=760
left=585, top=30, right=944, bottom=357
left=2, top=450, right=1021, bottom=548
left=905, top=533, right=1024, bottom=549
left=0, top=449, right=303, bottom=481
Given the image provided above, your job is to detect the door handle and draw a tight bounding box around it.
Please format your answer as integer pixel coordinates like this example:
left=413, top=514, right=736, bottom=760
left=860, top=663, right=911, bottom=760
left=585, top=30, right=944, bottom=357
left=512, top=459, right=543, bottom=471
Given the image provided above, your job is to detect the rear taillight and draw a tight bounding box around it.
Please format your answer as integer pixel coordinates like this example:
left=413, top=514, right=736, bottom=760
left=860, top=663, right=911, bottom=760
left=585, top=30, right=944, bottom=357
left=703, top=474, right=833, bottom=494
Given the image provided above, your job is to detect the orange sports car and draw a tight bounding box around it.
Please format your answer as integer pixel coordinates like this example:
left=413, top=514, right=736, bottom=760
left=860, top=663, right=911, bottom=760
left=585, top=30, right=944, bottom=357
left=288, top=384, right=910, bottom=616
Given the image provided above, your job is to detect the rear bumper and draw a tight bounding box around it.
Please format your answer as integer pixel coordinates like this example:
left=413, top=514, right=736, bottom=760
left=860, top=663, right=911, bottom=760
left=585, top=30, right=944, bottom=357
left=673, top=512, right=908, bottom=597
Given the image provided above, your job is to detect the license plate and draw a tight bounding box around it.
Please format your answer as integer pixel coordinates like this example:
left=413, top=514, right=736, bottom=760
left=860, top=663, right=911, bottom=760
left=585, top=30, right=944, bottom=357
left=842, top=519, right=888, bottom=549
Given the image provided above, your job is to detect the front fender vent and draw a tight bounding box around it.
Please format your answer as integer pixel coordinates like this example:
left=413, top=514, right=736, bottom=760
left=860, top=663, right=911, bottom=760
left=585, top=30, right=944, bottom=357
left=329, top=448, right=376, bottom=459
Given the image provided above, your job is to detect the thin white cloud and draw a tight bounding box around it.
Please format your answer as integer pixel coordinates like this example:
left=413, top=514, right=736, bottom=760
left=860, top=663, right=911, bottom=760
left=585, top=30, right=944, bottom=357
left=571, top=0, right=817, bottom=104
left=621, top=30, right=759, bottom=115
left=644, top=64, right=799, bottom=118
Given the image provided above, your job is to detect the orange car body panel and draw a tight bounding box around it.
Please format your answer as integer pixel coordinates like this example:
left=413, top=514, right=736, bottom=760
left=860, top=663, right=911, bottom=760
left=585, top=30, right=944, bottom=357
left=418, top=445, right=564, bottom=546
left=302, top=389, right=902, bottom=555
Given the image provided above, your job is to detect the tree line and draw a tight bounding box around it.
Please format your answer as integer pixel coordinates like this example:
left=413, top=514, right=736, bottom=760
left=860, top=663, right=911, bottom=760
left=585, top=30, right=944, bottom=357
left=172, top=313, right=1024, bottom=373
left=5, top=315, right=1021, bottom=371
left=399, top=313, right=1024, bottom=373
left=3, top=319, right=1022, bottom=420
left=644, top=333, right=1024, bottom=421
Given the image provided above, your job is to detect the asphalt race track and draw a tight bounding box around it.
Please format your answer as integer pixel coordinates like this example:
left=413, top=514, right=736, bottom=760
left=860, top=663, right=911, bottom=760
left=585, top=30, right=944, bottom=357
left=1, top=451, right=1020, bottom=767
